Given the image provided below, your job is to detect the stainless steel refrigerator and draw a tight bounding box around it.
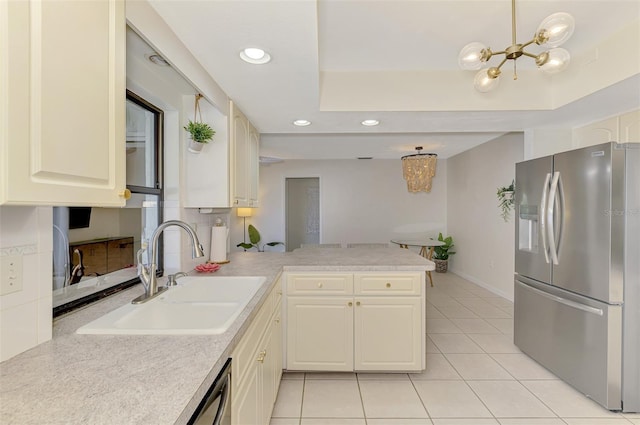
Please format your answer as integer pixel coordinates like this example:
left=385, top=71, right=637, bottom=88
left=514, top=142, right=639, bottom=412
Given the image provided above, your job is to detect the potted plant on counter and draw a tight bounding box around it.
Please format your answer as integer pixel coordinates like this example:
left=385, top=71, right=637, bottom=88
left=184, top=94, right=215, bottom=153
left=432, top=232, right=455, bottom=273
left=237, top=224, right=284, bottom=252
left=497, top=180, right=515, bottom=222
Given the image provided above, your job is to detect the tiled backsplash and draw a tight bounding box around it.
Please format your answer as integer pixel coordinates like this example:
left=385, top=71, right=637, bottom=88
left=0, top=206, right=53, bottom=362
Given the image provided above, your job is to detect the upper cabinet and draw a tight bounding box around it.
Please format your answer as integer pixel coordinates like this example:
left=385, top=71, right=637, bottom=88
left=573, top=109, right=640, bottom=148
left=0, top=0, right=126, bottom=207
left=230, top=101, right=260, bottom=207
left=183, top=95, right=231, bottom=208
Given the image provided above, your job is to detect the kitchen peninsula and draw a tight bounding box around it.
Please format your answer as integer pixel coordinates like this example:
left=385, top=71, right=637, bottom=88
left=0, top=247, right=432, bottom=425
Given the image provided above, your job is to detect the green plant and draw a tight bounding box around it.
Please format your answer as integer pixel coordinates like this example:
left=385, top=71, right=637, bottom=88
left=497, top=180, right=515, bottom=222
left=237, top=224, right=284, bottom=252
left=432, top=232, right=456, bottom=260
left=184, top=120, right=215, bottom=143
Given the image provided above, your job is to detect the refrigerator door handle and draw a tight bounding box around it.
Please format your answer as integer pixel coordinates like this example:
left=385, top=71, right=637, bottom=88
left=519, top=280, right=604, bottom=316
left=547, top=171, right=561, bottom=265
left=540, top=172, right=552, bottom=264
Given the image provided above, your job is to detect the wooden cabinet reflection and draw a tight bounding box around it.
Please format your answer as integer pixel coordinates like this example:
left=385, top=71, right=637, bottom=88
left=69, top=237, right=134, bottom=277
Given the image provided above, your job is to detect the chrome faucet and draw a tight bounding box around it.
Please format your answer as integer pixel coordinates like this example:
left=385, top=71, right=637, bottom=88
left=132, top=220, right=205, bottom=304
left=68, top=249, right=85, bottom=286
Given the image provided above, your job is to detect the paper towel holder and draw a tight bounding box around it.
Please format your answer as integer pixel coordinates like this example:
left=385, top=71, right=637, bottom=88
left=209, top=219, right=231, bottom=264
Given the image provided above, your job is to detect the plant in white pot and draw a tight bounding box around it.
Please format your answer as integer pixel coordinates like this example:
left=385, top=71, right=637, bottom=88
left=184, top=94, right=215, bottom=153
left=431, top=232, right=455, bottom=273
left=497, top=180, right=515, bottom=222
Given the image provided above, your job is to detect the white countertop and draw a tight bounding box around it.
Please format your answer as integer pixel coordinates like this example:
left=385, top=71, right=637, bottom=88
left=0, top=248, right=432, bottom=425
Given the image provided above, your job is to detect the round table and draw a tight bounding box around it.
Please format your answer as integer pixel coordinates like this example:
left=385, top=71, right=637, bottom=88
left=390, top=239, right=446, bottom=287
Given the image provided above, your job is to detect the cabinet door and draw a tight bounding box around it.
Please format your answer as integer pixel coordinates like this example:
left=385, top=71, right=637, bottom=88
left=232, top=362, right=261, bottom=425
left=573, top=117, right=618, bottom=148
left=248, top=123, right=260, bottom=207
left=354, top=297, right=423, bottom=371
left=619, top=109, right=640, bottom=143
left=260, top=315, right=278, bottom=424
left=269, top=307, right=283, bottom=404
left=231, top=102, right=249, bottom=206
left=1, top=0, right=126, bottom=206
left=287, top=297, right=354, bottom=371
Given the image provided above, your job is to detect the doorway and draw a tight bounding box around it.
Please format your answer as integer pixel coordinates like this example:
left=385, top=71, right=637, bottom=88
left=285, top=178, right=320, bottom=251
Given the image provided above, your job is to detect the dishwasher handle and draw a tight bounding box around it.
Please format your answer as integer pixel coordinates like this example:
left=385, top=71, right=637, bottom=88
left=212, top=376, right=230, bottom=425
left=187, top=358, right=232, bottom=425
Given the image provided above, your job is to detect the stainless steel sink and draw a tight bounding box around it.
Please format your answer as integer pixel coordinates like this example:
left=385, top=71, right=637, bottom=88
left=76, top=276, right=266, bottom=335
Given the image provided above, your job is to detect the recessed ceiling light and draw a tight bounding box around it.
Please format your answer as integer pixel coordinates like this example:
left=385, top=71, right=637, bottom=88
left=361, top=119, right=380, bottom=126
left=293, top=119, right=311, bottom=126
left=240, top=47, right=271, bottom=64
left=147, top=54, right=170, bottom=67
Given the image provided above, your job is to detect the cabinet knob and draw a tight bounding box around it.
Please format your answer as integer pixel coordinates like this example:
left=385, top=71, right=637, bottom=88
left=386, top=282, right=391, bottom=288
left=118, top=189, right=131, bottom=200
left=317, top=282, right=323, bottom=288
left=275, top=318, right=280, bottom=324
left=348, top=301, right=353, bottom=307
left=356, top=301, right=361, bottom=306
left=257, top=349, right=267, bottom=363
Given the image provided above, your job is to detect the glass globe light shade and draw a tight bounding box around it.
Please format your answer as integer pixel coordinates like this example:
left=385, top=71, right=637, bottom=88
left=537, top=12, right=575, bottom=47
left=539, top=48, right=571, bottom=74
left=473, top=68, right=500, bottom=92
left=458, top=42, right=489, bottom=70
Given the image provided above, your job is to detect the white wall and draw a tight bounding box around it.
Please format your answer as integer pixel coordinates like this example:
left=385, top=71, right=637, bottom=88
left=0, top=207, right=53, bottom=361
left=447, top=133, right=524, bottom=300
left=233, top=159, right=447, bottom=253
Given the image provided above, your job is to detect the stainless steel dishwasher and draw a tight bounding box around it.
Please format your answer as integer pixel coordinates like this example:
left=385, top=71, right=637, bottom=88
left=187, top=358, right=231, bottom=425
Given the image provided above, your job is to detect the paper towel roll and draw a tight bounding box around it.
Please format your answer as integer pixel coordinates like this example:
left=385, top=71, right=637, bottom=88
left=210, top=226, right=228, bottom=263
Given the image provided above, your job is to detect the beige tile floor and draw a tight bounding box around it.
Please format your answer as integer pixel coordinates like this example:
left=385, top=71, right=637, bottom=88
left=269, top=272, right=640, bottom=425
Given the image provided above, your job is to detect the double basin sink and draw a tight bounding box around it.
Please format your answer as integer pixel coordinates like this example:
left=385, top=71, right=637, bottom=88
left=77, top=276, right=266, bottom=335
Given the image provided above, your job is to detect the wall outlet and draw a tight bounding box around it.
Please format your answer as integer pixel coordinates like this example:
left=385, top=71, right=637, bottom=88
left=1, top=255, right=23, bottom=296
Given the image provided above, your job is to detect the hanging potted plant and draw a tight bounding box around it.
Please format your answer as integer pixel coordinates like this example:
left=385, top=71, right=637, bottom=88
left=431, top=232, right=455, bottom=273
left=497, top=180, right=515, bottom=222
left=184, top=94, right=215, bottom=153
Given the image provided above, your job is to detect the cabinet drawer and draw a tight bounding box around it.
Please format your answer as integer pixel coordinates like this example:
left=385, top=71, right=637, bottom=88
left=287, top=273, right=353, bottom=295
left=354, top=273, right=422, bottom=295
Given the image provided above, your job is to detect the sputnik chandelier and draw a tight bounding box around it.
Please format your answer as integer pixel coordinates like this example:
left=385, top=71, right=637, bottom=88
left=458, top=0, right=575, bottom=92
left=401, top=147, right=438, bottom=193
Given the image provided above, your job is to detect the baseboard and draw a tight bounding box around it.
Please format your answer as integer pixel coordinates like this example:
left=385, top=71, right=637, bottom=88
left=448, top=268, right=514, bottom=301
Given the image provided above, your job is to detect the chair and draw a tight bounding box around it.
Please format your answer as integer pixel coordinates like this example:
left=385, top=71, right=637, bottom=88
left=346, top=243, right=389, bottom=248
left=300, top=243, right=342, bottom=248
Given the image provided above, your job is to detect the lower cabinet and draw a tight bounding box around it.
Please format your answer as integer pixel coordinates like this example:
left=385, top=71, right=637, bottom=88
left=285, top=272, right=425, bottom=372
left=287, top=297, right=354, bottom=371
left=232, top=283, right=282, bottom=425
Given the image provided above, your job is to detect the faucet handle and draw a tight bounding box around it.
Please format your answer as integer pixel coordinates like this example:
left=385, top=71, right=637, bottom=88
left=166, top=272, right=188, bottom=287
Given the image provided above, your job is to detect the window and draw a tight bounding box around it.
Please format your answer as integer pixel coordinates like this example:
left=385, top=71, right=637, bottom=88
left=52, top=91, right=164, bottom=316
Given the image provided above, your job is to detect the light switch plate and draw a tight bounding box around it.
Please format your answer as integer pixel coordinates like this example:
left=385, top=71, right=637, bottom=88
left=1, top=255, right=23, bottom=296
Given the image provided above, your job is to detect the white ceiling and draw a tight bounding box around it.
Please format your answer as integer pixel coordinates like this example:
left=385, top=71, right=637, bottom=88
left=143, top=0, right=640, bottom=159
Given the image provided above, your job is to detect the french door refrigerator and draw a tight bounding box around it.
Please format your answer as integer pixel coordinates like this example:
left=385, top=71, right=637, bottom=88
left=514, top=142, right=639, bottom=412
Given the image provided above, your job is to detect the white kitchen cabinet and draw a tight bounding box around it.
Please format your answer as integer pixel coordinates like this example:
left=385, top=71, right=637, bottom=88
left=354, top=297, right=422, bottom=370
left=619, top=110, right=640, bottom=142
left=287, top=297, right=355, bottom=371
left=573, top=109, right=640, bottom=148
left=232, top=283, right=282, bottom=425
left=285, top=272, right=425, bottom=372
left=0, top=0, right=127, bottom=206
left=248, top=124, right=260, bottom=207
left=183, top=96, right=230, bottom=208
left=230, top=100, right=260, bottom=207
